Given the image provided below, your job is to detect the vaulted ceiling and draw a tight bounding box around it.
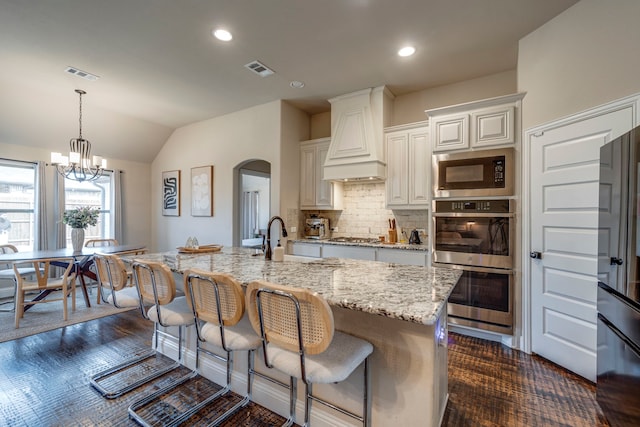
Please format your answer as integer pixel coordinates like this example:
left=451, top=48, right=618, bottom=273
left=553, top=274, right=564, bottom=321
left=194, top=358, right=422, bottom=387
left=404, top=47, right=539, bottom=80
left=0, top=0, right=578, bottom=163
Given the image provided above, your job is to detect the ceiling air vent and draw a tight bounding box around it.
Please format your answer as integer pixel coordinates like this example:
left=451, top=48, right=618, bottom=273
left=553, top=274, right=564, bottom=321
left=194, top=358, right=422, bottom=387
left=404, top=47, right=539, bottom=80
left=244, top=60, right=274, bottom=77
left=65, top=66, right=100, bottom=81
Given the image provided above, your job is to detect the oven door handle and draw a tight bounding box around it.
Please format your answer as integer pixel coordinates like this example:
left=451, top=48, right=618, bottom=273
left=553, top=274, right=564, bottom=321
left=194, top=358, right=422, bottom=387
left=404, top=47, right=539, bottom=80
left=433, top=262, right=514, bottom=275
left=432, top=212, right=515, bottom=218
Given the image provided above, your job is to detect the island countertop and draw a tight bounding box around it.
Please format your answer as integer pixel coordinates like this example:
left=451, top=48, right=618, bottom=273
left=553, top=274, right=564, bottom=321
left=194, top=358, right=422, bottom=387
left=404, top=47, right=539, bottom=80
left=128, top=247, right=461, bottom=325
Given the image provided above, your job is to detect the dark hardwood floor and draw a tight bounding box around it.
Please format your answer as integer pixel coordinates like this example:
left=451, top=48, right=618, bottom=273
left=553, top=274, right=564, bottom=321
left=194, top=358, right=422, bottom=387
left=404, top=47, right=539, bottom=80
left=0, top=311, right=609, bottom=426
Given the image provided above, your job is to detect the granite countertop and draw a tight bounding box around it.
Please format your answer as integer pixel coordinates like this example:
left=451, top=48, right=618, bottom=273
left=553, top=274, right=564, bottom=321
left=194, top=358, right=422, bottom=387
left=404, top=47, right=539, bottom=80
left=127, top=247, right=460, bottom=325
left=292, top=238, right=430, bottom=251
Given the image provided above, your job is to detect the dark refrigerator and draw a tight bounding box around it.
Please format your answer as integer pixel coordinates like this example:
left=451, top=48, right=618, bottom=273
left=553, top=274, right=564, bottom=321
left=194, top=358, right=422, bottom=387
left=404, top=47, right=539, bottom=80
left=597, top=126, right=640, bottom=426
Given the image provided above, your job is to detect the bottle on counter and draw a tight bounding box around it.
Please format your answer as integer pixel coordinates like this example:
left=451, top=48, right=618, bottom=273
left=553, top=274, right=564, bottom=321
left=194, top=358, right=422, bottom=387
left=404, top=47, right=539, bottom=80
left=273, top=239, right=284, bottom=262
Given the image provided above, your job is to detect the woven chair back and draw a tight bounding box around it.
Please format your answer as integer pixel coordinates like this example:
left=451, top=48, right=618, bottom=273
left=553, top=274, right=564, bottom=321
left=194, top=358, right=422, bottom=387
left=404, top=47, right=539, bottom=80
left=0, top=244, right=18, bottom=271
left=246, top=280, right=334, bottom=355
left=94, top=254, right=129, bottom=292
left=184, top=269, right=245, bottom=326
left=132, top=260, right=176, bottom=306
left=85, top=239, right=119, bottom=248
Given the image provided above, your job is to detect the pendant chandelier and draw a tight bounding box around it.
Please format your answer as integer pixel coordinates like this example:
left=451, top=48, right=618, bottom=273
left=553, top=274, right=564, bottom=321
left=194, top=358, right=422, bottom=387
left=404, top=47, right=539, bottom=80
left=51, top=89, right=106, bottom=182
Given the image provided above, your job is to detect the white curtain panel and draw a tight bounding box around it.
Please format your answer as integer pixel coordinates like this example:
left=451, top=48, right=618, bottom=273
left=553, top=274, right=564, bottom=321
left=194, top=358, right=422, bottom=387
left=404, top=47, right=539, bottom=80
left=54, top=173, right=66, bottom=250
left=35, top=161, right=48, bottom=251
left=113, top=170, right=123, bottom=244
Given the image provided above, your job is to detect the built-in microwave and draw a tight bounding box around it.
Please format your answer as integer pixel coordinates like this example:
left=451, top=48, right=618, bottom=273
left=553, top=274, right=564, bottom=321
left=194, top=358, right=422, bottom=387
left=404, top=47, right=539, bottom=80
left=433, top=147, right=514, bottom=198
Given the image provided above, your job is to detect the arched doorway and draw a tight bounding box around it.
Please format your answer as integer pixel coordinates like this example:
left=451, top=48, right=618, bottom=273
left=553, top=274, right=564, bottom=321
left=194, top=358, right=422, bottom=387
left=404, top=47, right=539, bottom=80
left=233, top=160, right=270, bottom=248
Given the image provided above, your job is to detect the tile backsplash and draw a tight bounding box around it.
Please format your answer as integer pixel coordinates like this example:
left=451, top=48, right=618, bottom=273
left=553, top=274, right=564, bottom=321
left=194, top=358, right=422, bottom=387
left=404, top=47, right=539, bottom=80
left=300, top=182, right=428, bottom=240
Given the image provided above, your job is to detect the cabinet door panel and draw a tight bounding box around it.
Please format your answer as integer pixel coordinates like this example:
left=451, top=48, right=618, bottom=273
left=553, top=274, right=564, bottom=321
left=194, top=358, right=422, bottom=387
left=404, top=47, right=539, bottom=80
left=300, top=147, right=317, bottom=208
left=386, top=133, right=409, bottom=206
left=316, top=143, right=333, bottom=207
left=471, top=106, right=514, bottom=147
left=408, top=130, right=429, bottom=205
left=432, top=114, right=469, bottom=151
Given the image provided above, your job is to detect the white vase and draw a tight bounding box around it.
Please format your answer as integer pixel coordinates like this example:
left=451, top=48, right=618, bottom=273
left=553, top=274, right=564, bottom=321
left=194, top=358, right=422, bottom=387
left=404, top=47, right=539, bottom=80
left=71, top=228, right=85, bottom=252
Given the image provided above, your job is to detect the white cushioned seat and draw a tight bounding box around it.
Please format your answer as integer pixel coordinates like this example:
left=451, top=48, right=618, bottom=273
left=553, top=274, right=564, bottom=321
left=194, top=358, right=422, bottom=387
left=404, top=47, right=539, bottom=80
left=147, top=296, right=192, bottom=326
left=103, top=285, right=139, bottom=308
left=265, top=331, right=373, bottom=383
left=201, top=314, right=262, bottom=351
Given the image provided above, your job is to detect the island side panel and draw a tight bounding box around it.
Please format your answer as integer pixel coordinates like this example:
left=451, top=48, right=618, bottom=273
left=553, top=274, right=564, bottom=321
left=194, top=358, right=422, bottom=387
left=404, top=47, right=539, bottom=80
left=332, top=305, right=448, bottom=427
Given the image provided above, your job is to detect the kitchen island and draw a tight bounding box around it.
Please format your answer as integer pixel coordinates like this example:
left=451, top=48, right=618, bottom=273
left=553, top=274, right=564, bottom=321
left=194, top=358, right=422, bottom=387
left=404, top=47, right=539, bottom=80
left=128, top=247, right=461, bottom=426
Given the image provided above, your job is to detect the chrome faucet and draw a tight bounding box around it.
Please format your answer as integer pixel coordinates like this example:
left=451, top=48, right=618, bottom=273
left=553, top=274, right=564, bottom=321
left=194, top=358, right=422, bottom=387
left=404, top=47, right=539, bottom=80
left=265, top=215, right=288, bottom=260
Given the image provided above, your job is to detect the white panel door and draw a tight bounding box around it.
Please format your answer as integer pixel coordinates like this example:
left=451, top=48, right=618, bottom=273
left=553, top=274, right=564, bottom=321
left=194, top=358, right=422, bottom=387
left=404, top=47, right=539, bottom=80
left=530, top=107, right=633, bottom=381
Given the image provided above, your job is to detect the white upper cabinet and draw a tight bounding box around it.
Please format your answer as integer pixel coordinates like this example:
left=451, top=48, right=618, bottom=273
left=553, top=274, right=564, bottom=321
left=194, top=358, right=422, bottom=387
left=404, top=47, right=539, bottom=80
left=385, top=122, right=429, bottom=209
left=300, top=138, right=344, bottom=210
left=431, top=114, right=469, bottom=152
left=428, top=93, right=525, bottom=152
left=471, top=105, right=515, bottom=148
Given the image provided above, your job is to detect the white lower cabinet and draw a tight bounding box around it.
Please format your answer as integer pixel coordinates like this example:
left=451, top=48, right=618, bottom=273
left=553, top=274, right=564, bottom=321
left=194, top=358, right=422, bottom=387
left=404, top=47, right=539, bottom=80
left=291, top=242, right=429, bottom=266
left=322, top=245, right=376, bottom=260
left=289, top=242, right=322, bottom=258
left=377, top=248, right=428, bottom=266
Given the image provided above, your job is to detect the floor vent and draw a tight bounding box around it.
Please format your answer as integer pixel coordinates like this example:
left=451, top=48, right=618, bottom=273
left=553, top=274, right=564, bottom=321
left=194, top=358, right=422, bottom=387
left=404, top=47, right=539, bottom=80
left=65, top=66, right=100, bottom=81
left=244, top=60, right=274, bottom=77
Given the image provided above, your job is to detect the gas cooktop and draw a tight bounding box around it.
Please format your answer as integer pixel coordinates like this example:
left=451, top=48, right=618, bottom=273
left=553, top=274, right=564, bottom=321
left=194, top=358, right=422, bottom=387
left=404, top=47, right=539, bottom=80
left=328, top=237, right=380, bottom=244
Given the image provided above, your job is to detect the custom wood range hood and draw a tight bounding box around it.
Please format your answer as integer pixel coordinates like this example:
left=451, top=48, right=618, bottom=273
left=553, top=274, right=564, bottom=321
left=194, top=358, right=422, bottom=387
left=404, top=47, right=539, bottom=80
left=323, top=86, right=394, bottom=182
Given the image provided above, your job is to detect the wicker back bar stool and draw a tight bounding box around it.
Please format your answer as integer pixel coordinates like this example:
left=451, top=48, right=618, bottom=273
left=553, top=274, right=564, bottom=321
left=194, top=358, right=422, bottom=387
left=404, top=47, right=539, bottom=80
left=126, top=260, right=200, bottom=426
left=246, top=280, right=373, bottom=427
left=91, top=257, right=192, bottom=399
left=184, top=269, right=262, bottom=424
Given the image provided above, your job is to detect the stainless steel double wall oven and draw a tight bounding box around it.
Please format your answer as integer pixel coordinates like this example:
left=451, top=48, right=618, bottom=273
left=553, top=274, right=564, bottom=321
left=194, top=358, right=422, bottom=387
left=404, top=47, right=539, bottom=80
left=432, top=148, right=515, bottom=334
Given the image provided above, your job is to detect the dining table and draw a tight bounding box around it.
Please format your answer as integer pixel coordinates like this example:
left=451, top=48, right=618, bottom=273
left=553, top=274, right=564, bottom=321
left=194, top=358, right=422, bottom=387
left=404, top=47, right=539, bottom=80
left=0, top=244, right=147, bottom=310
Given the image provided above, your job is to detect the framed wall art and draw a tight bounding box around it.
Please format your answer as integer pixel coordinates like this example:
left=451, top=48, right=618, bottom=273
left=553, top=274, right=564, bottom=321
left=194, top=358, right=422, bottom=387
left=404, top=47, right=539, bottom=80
left=191, top=165, right=214, bottom=216
left=162, top=170, right=181, bottom=216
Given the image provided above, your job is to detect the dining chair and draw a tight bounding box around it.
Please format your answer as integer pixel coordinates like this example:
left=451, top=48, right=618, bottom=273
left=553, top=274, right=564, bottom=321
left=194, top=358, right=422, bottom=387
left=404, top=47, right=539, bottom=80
left=246, top=280, right=373, bottom=427
left=85, top=238, right=119, bottom=247
left=13, top=257, right=76, bottom=328
left=0, top=244, right=38, bottom=312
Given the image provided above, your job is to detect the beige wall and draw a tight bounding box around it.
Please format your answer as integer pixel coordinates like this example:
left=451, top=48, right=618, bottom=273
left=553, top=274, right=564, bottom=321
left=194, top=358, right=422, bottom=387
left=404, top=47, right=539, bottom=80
left=393, top=70, right=517, bottom=125
left=518, top=0, right=640, bottom=130
left=0, top=141, right=151, bottom=249
left=151, top=100, right=308, bottom=252
left=309, top=70, right=517, bottom=136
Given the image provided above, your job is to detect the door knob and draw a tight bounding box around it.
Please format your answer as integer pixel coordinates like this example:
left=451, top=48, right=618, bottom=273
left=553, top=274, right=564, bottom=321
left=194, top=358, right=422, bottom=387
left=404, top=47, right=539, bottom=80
left=610, top=257, right=623, bottom=265
left=530, top=251, right=542, bottom=259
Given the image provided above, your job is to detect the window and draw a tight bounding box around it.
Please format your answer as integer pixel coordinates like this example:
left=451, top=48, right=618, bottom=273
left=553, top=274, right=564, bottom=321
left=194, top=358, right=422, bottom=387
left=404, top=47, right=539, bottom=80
left=0, top=160, right=37, bottom=251
left=63, top=172, right=114, bottom=246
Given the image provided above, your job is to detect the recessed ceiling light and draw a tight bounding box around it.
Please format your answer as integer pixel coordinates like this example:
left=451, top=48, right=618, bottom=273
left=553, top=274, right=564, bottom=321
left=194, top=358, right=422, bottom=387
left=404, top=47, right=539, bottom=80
left=213, top=29, right=232, bottom=41
left=290, top=80, right=305, bottom=89
left=398, top=46, right=416, bottom=57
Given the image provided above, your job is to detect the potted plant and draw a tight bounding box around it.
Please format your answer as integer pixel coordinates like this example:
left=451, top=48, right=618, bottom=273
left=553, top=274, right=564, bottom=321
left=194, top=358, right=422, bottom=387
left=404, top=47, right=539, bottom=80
left=62, top=206, right=99, bottom=252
